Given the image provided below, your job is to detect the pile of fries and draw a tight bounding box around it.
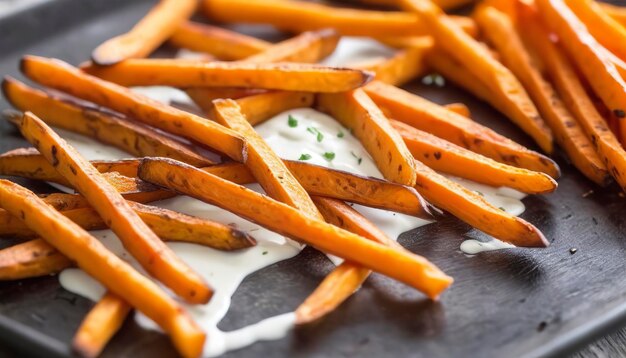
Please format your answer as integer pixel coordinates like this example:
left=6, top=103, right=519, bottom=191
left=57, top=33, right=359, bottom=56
left=1, top=0, right=625, bottom=357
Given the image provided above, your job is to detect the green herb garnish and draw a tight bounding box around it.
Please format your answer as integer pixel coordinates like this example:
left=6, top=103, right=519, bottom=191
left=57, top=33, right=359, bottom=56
left=337, top=131, right=345, bottom=138
left=323, top=152, right=336, bottom=161
left=499, top=207, right=506, bottom=212
left=299, top=154, right=312, bottom=161
left=306, top=127, right=324, bottom=142
left=350, top=151, right=363, bottom=165
left=262, top=251, right=268, bottom=255
left=287, top=115, right=298, bottom=128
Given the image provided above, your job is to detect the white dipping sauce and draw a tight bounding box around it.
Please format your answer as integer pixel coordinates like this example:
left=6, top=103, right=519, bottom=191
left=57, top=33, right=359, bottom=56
left=55, top=38, right=528, bottom=356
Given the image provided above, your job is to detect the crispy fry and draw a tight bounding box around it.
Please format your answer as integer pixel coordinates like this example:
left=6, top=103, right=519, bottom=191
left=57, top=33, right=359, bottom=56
left=599, top=2, right=626, bottom=27
left=520, top=4, right=626, bottom=191
left=425, top=50, right=499, bottom=107
left=2, top=78, right=213, bottom=166
left=476, top=6, right=609, bottom=185
left=212, top=99, right=322, bottom=219
left=1, top=200, right=256, bottom=251
left=401, top=0, right=553, bottom=153
left=170, top=22, right=270, bottom=60
left=0, top=180, right=204, bottom=358
left=138, top=157, right=452, bottom=297
left=91, top=0, right=196, bottom=65
left=0, top=152, right=431, bottom=217
left=19, top=56, right=246, bottom=162
left=244, top=28, right=340, bottom=64
left=10, top=112, right=212, bottom=304
left=296, top=197, right=402, bottom=324
left=201, top=0, right=475, bottom=37
left=317, top=89, right=418, bottom=186
left=349, top=0, right=476, bottom=11
left=411, top=159, right=548, bottom=247
left=363, top=81, right=561, bottom=177
left=82, top=59, right=373, bottom=93
left=535, top=0, right=626, bottom=140
left=392, top=120, right=558, bottom=194
left=185, top=88, right=266, bottom=111
left=444, top=103, right=471, bottom=118
left=350, top=38, right=433, bottom=86
left=188, top=91, right=314, bottom=125
left=73, top=292, right=131, bottom=358
left=0, top=239, right=72, bottom=280
left=566, top=0, right=626, bottom=63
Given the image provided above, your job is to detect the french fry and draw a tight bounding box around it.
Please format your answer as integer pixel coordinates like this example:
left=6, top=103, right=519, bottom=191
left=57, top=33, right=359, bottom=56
left=212, top=99, right=322, bottom=219
left=475, top=6, right=609, bottom=185
left=233, top=92, right=314, bottom=126
left=425, top=50, right=499, bottom=107
left=10, top=112, right=212, bottom=304
left=0, top=239, right=72, bottom=280
left=566, top=0, right=626, bottom=63
left=20, top=56, right=247, bottom=162
left=82, top=59, right=373, bottom=93
left=535, top=0, right=626, bottom=139
left=520, top=4, right=626, bottom=192
left=201, top=0, right=475, bottom=37
left=599, top=2, right=626, bottom=27
left=350, top=38, right=433, bottom=86
left=1, top=201, right=257, bottom=252
left=244, top=28, right=340, bottom=64
left=317, top=89, right=418, bottom=186
left=2, top=78, right=213, bottom=167
left=91, top=0, right=196, bottom=65
left=349, top=0, right=477, bottom=11
left=170, top=22, right=271, bottom=60
left=72, top=292, right=131, bottom=358
left=363, top=81, right=561, bottom=178
left=444, top=103, right=471, bottom=118
left=0, top=180, right=205, bottom=358
left=296, top=197, right=401, bottom=324
left=411, top=159, right=548, bottom=247
left=138, top=157, right=453, bottom=297
left=401, top=0, right=553, bottom=153
left=0, top=152, right=431, bottom=217
left=392, top=120, right=558, bottom=194
left=185, top=87, right=266, bottom=111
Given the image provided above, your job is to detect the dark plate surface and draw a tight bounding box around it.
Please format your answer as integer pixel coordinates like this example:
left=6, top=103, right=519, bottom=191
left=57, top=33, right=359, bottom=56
left=1, top=1, right=626, bottom=357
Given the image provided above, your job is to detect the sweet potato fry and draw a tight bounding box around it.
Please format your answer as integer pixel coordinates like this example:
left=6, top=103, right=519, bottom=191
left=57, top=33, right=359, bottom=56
left=82, top=59, right=373, bottom=93
left=317, top=89, right=418, bottom=186
left=401, top=0, right=553, bottom=153
left=599, top=2, right=626, bottom=27
left=0, top=239, right=72, bottom=280
left=185, top=88, right=266, bottom=111
left=520, top=5, right=626, bottom=191
left=138, top=157, right=452, bottom=297
left=296, top=197, right=401, bottom=324
left=349, top=0, right=476, bottom=11
left=91, top=0, right=196, bottom=65
left=73, top=292, right=131, bottom=358
left=0, top=180, right=204, bottom=358
left=2, top=78, right=213, bottom=167
left=20, top=56, right=246, bottom=162
left=0, top=152, right=431, bottom=217
left=392, top=120, right=558, bottom=194
left=201, top=0, right=474, bottom=37
left=212, top=99, right=322, bottom=219
left=188, top=91, right=314, bottom=125
left=566, top=0, right=626, bottom=63
left=244, top=28, right=340, bottom=64
left=10, top=112, right=212, bottom=304
left=476, top=6, right=609, bottom=185
left=444, top=103, right=471, bottom=118
left=535, top=0, right=626, bottom=139
left=411, top=159, right=548, bottom=247
left=363, top=81, right=561, bottom=178
left=170, top=22, right=270, bottom=60
left=350, top=38, right=433, bottom=86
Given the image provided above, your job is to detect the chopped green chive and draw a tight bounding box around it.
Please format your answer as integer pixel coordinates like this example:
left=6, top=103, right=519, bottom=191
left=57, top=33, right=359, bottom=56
left=306, top=127, right=324, bottom=142
left=475, top=191, right=484, bottom=197
left=499, top=207, right=506, bottom=211
left=287, top=115, right=298, bottom=128
left=262, top=251, right=268, bottom=255
left=298, top=154, right=312, bottom=161
left=337, top=131, right=345, bottom=138
left=350, top=151, right=363, bottom=165
left=323, top=152, right=335, bottom=161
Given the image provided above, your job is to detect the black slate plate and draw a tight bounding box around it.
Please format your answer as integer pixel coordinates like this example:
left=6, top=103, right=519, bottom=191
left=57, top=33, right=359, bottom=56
left=1, top=1, right=626, bottom=357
